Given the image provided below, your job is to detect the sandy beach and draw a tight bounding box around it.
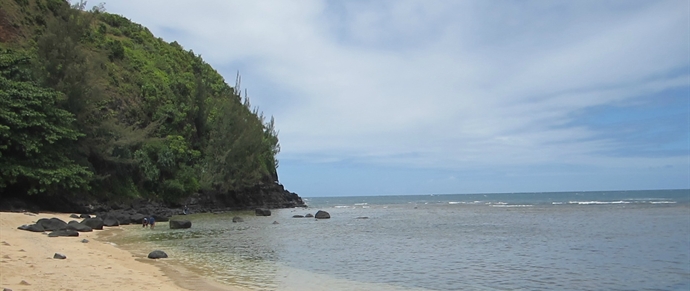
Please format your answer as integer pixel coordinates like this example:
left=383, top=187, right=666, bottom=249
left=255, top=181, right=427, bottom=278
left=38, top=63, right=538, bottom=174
left=0, top=212, right=247, bottom=291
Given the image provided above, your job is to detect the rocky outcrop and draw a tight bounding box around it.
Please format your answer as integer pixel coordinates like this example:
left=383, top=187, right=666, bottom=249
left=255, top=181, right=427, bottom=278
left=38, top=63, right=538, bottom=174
left=255, top=208, right=271, bottom=216
left=169, top=220, right=191, bottom=229
left=315, top=210, right=330, bottom=219
left=148, top=250, right=168, bottom=259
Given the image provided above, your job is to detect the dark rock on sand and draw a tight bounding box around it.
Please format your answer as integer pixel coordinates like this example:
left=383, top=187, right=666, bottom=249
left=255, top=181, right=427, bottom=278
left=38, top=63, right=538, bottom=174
left=305, top=213, right=314, bottom=218
left=315, top=210, right=330, bottom=219
left=255, top=208, right=271, bottom=216
left=79, top=214, right=91, bottom=219
left=169, top=220, right=192, bottom=229
left=102, top=217, right=119, bottom=227
left=81, top=239, right=89, bottom=243
left=81, top=217, right=104, bottom=230
left=36, top=218, right=67, bottom=231
left=69, top=214, right=80, bottom=219
left=48, top=229, right=79, bottom=237
left=232, top=217, right=244, bottom=223
left=292, top=215, right=304, bottom=218
left=356, top=216, right=369, bottom=219
left=17, top=224, right=44, bottom=232
left=53, top=253, right=66, bottom=259
left=148, top=250, right=168, bottom=259
left=66, top=221, right=93, bottom=232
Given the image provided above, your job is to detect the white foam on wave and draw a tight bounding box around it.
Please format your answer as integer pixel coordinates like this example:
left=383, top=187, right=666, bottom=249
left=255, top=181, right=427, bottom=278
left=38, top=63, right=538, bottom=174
left=552, top=202, right=564, bottom=205
left=650, top=201, right=677, bottom=204
left=448, top=202, right=462, bottom=205
left=569, top=200, right=630, bottom=205
left=354, top=203, right=368, bottom=206
left=490, top=204, right=533, bottom=208
left=334, top=205, right=350, bottom=208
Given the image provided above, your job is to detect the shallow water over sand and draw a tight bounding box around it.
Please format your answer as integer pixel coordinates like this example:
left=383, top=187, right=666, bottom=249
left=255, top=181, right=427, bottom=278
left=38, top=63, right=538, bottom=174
left=113, top=190, right=690, bottom=291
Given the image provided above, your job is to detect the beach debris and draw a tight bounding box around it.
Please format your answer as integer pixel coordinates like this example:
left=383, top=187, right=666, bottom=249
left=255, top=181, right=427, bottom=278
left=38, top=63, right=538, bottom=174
left=232, top=217, right=244, bottom=223
left=304, top=213, right=314, bottom=218
left=147, top=250, right=168, bottom=259
left=315, top=210, right=331, bottom=219
left=81, top=239, right=89, bottom=243
left=48, top=229, right=79, bottom=237
left=80, top=218, right=104, bottom=230
left=53, top=253, right=66, bottom=259
left=169, top=220, right=192, bottom=229
left=292, top=215, right=304, bottom=218
left=255, top=208, right=271, bottom=216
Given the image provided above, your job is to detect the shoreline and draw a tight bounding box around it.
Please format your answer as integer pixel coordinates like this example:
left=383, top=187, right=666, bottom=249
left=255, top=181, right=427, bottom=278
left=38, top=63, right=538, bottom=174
left=0, top=211, right=249, bottom=291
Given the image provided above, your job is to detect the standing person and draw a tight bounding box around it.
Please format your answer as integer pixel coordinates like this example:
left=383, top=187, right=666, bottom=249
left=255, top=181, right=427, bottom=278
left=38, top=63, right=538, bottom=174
left=149, top=216, right=155, bottom=230
left=183, top=205, right=189, bottom=215
left=142, top=217, right=148, bottom=228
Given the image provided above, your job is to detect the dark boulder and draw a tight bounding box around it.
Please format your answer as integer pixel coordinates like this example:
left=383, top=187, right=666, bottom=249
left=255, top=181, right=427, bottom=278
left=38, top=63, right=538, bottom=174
left=48, top=229, right=79, bottom=237
left=37, top=218, right=67, bottom=231
left=152, top=214, right=170, bottom=222
left=66, top=221, right=92, bottom=232
left=79, top=214, right=91, bottom=219
left=292, top=215, right=304, bottom=218
left=130, top=214, right=146, bottom=224
left=305, top=213, right=314, bottom=218
left=255, top=208, right=271, bottom=216
left=169, top=220, right=192, bottom=229
left=315, top=210, right=330, bottom=219
left=17, top=224, right=44, bottom=232
left=232, top=217, right=244, bottom=223
left=69, top=214, right=80, bottom=219
left=53, top=253, right=66, bottom=259
left=103, top=217, right=119, bottom=227
left=81, top=217, right=104, bottom=230
left=148, top=250, right=168, bottom=259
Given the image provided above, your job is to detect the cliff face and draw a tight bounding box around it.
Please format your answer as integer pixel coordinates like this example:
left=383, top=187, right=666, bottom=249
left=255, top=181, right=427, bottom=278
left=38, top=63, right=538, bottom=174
left=0, top=0, right=304, bottom=212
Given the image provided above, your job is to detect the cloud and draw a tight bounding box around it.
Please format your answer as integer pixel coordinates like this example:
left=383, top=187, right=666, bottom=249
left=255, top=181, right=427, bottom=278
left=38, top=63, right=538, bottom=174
left=100, top=0, right=690, bottom=175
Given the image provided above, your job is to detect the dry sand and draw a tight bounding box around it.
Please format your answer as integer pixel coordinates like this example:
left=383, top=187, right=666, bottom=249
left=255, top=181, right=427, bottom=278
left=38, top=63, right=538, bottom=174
left=0, top=212, right=248, bottom=291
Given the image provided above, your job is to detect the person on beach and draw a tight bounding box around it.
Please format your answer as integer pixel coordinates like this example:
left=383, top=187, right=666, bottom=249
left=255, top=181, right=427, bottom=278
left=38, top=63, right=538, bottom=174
left=183, top=205, right=188, bottom=215
left=149, top=216, right=155, bottom=229
left=142, top=217, right=148, bottom=228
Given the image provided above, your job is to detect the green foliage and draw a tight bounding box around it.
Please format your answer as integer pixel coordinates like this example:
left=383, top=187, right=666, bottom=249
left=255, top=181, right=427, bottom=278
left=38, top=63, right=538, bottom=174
left=0, top=0, right=284, bottom=203
left=0, top=49, right=91, bottom=194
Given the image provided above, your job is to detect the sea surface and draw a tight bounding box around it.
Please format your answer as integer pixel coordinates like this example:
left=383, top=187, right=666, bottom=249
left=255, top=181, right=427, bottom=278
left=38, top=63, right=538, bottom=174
left=113, top=190, right=690, bottom=291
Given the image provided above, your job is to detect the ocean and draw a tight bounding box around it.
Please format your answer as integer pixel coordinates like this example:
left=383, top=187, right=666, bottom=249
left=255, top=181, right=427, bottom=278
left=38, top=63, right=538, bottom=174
left=113, top=190, right=690, bottom=291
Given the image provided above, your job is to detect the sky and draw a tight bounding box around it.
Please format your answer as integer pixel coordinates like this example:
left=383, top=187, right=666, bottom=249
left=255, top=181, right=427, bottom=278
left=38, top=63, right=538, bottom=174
left=97, top=0, right=689, bottom=197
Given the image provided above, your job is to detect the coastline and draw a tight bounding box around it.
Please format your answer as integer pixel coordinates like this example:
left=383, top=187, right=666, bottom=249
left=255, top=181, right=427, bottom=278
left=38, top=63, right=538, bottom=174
left=0, top=211, right=249, bottom=291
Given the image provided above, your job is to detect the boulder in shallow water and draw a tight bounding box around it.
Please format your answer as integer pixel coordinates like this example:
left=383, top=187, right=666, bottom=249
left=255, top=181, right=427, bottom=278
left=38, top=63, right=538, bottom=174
left=314, top=210, right=330, bottom=219
left=232, top=217, right=244, bottom=223
left=148, top=250, right=168, bottom=259
left=169, top=220, right=192, bottom=229
left=255, top=208, right=271, bottom=216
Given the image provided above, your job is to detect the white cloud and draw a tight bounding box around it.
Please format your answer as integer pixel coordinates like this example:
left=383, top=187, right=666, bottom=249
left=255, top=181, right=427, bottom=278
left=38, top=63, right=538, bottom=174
left=101, top=0, right=690, bottom=173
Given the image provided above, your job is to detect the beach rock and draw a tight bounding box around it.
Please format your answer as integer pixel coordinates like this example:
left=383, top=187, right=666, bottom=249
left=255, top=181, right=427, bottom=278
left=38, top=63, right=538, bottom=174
left=232, top=217, right=244, bottom=223
left=36, top=218, right=67, bottom=231
left=272, top=221, right=280, bottom=224
left=69, top=214, right=80, bottom=219
left=356, top=217, right=369, bottom=219
left=19, top=280, right=30, bottom=285
left=17, top=224, right=44, bottom=232
left=147, top=250, right=168, bottom=259
left=102, top=217, right=119, bottom=227
left=305, top=213, right=314, bottom=218
left=255, top=208, right=271, bottom=216
left=292, top=215, right=304, bottom=218
left=4, top=287, right=13, bottom=291
left=79, top=214, right=91, bottom=219
left=81, top=217, right=104, bottom=230
left=314, top=210, right=330, bottom=219
left=81, top=239, right=89, bottom=243
left=130, top=213, right=146, bottom=224
left=66, top=221, right=93, bottom=232
left=53, top=253, right=66, bottom=259
left=48, top=229, right=79, bottom=237
left=169, top=220, right=192, bottom=229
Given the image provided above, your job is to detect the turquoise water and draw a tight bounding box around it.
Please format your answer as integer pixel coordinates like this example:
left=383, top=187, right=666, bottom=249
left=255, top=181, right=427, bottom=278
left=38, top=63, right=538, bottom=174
left=115, top=190, right=690, bottom=290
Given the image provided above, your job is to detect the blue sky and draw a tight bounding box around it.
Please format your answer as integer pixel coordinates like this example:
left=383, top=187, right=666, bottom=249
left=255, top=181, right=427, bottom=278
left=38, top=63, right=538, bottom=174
left=99, top=0, right=689, bottom=197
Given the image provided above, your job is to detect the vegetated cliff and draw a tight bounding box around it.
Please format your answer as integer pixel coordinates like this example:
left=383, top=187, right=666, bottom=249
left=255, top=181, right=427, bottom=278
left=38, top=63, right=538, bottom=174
left=0, top=0, right=304, bottom=212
